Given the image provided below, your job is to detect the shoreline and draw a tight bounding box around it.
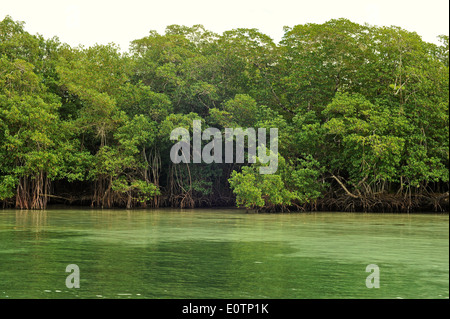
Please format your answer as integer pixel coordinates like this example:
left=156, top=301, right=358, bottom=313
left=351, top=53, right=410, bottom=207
left=2, top=202, right=448, bottom=214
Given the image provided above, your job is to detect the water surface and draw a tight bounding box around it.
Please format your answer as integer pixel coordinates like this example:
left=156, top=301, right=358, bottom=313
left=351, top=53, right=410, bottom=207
left=0, top=209, right=448, bottom=299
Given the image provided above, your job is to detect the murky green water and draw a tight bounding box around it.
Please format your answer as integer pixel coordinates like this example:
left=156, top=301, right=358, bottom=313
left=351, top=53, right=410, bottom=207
left=0, top=208, right=448, bottom=299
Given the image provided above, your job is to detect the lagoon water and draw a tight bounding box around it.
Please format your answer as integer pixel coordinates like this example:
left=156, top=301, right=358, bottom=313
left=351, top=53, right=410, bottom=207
left=0, top=208, right=448, bottom=299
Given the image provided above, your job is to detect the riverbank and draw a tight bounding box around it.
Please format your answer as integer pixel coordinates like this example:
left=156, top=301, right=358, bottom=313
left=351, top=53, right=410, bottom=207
left=3, top=190, right=448, bottom=214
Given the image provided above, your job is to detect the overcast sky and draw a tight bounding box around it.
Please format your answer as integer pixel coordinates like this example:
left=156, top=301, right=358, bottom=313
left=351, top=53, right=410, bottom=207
left=1, top=0, right=448, bottom=51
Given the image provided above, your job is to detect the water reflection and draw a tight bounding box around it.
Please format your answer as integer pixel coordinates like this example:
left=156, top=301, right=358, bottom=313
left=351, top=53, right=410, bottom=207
left=14, top=210, right=48, bottom=241
left=15, top=210, right=48, bottom=230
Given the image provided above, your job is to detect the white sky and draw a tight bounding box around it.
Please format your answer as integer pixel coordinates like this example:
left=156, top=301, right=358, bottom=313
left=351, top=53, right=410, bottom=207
left=1, top=0, right=449, bottom=51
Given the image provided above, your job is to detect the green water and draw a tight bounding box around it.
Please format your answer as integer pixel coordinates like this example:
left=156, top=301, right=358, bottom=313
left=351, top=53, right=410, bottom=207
left=0, top=209, right=448, bottom=299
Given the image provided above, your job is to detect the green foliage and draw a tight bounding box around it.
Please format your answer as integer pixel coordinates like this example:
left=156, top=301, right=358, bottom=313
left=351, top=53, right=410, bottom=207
left=223, top=94, right=259, bottom=127
left=0, top=175, right=17, bottom=200
left=229, top=156, right=324, bottom=211
left=0, top=15, right=448, bottom=211
left=112, top=178, right=160, bottom=203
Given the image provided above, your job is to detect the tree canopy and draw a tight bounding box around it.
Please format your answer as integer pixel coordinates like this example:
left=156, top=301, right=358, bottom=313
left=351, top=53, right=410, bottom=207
left=0, top=16, right=448, bottom=212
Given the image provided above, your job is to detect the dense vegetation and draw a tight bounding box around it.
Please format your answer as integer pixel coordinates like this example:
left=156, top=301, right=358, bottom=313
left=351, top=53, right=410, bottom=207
left=0, top=16, right=448, bottom=212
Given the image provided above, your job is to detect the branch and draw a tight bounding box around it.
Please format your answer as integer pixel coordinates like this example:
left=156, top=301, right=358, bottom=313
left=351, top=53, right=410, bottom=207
left=331, top=175, right=359, bottom=199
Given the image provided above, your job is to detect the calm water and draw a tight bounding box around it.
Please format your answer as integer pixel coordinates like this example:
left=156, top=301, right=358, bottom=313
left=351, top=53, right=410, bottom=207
left=0, top=208, right=448, bottom=299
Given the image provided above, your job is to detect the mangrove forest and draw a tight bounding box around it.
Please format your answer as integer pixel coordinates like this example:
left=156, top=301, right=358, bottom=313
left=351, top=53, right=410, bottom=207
left=0, top=16, right=448, bottom=212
